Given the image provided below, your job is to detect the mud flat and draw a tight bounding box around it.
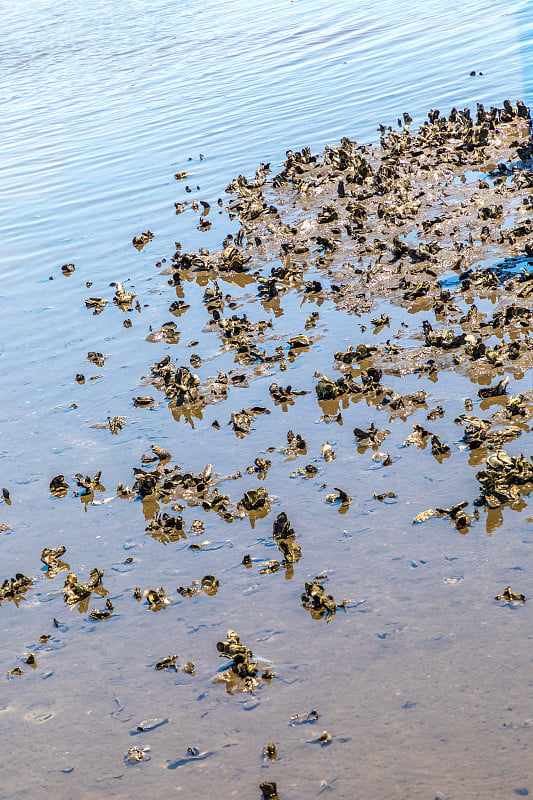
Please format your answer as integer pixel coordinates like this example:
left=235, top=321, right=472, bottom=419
left=1, top=101, right=532, bottom=800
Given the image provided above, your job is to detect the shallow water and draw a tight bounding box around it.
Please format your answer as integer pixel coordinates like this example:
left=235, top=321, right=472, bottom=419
left=1, top=2, right=533, bottom=799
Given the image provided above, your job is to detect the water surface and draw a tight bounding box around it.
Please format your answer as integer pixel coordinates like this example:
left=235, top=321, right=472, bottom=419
left=1, top=2, right=532, bottom=798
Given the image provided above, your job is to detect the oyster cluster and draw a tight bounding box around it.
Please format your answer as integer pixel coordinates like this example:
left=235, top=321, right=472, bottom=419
left=3, top=100, right=533, bottom=798
left=216, top=630, right=274, bottom=692
left=0, top=573, right=32, bottom=607
left=62, top=568, right=107, bottom=609
left=301, top=580, right=337, bottom=621
left=475, top=450, right=533, bottom=508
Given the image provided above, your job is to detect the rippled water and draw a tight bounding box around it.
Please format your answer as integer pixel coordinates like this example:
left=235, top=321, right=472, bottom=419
left=1, top=2, right=533, bottom=798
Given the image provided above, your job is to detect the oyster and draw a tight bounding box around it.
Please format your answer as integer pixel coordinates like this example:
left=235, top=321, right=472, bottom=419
left=301, top=580, right=337, bottom=621
left=260, top=782, right=279, bottom=800
left=495, top=586, right=525, bottom=603
left=145, top=587, right=171, bottom=611
left=49, top=475, right=69, bottom=498
left=89, top=599, right=114, bottom=620
left=431, top=434, right=451, bottom=458
left=125, top=746, right=149, bottom=763
left=41, top=546, right=69, bottom=578
left=155, top=654, right=177, bottom=671
left=85, top=297, right=107, bottom=314
left=353, top=423, right=389, bottom=447
left=132, top=230, right=154, bottom=250
left=113, top=281, right=136, bottom=308
left=239, top=488, right=270, bottom=511
left=0, top=573, right=33, bottom=607
left=326, top=487, right=351, bottom=506
left=478, top=377, right=509, bottom=399
left=263, top=742, right=277, bottom=761
left=272, top=512, right=301, bottom=564
left=132, top=396, right=156, bottom=407
left=107, top=416, right=125, bottom=434
left=62, top=568, right=107, bottom=609
left=87, top=351, right=106, bottom=367
left=321, top=442, right=335, bottom=461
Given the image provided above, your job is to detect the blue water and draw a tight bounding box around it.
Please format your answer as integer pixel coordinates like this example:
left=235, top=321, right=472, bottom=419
left=1, top=0, right=531, bottom=283
left=1, top=3, right=533, bottom=799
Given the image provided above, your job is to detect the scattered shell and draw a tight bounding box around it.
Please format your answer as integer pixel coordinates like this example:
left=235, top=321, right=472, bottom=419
left=321, top=442, right=335, bottom=461
left=155, top=654, right=177, bottom=671
left=495, top=586, right=526, bottom=603
left=62, top=568, right=106, bottom=608
left=325, top=488, right=351, bottom=506
left=145, top=587, right=171, bottom=611
left=132, top=231, right=154, bottom=250
left=260, top=782, right=279, bottom=800
left=49, top=475, right=69, bottom=498
left=85, top=297, right=107, bottom=313
left=301, top=580, right=337, bottom=621
left=132, top=396, right=156, bottom=407
left=113, top=281, right=136, bottom=308
left=126, top=746, right=149, bottom=763
left=87, top=351, right=106, bottom=367
left=89, top=598, right=114, bottom=621
left=135, top=718, right=169, bottom=733
left=263, top=742, right=277, bottom=761
left=41, top=546, right=69, bottom=578
left=108, top=416, right=125, bottom=434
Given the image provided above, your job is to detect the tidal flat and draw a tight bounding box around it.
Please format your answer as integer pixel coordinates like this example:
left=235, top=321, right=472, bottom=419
left=1, top=99, right=532, bottom=800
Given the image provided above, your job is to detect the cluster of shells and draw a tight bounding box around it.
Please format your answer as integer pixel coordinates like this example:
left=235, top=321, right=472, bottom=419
left=3, top=101, right=532, bottom=792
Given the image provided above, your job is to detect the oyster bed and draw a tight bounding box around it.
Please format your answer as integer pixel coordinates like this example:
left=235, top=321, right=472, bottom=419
left=2, top=101, right=533, bottom=799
